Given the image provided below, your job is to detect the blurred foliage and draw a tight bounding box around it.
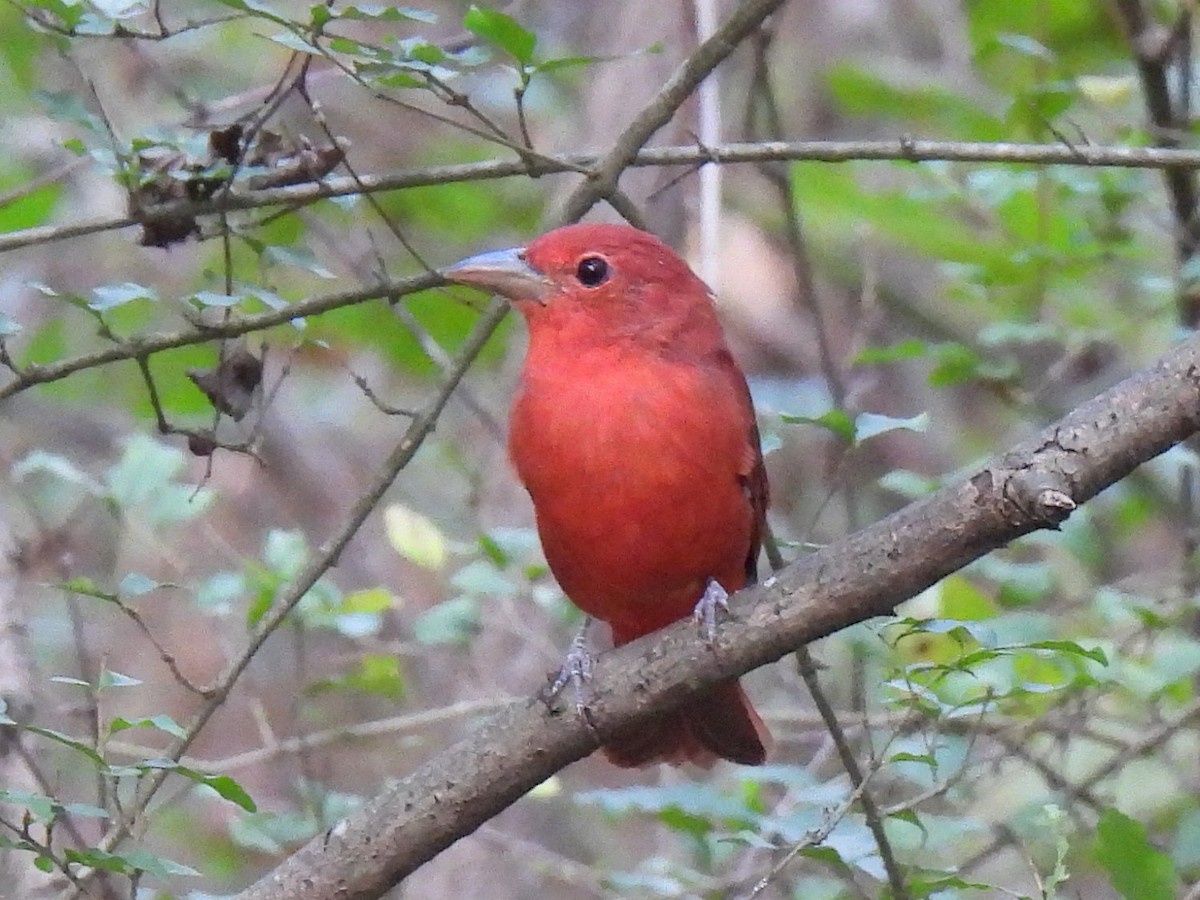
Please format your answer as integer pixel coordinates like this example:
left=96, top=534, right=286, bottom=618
left=1, top=0, right=1199, bottom=899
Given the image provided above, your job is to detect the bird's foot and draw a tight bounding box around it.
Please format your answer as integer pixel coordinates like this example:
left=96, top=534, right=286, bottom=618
left=692, top=577, right=731, bottom=644
left=542, top=617, right=596, bottom=717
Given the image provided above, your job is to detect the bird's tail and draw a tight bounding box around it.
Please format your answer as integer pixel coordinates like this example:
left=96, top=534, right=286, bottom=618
left=601, top=680, right=771, bottom=768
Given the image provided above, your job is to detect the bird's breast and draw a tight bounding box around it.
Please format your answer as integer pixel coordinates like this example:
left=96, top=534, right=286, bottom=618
left=508, top=346, right=755, bottom=639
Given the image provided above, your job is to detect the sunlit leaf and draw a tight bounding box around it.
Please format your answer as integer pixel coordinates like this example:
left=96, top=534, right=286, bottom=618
left=854, top=411, right=929, bottom=442
left=384, top=504, right=448, bottom=570
left=1077, top=74, right=1135, bottom=105
left=463, top=5, right=536, bottom=65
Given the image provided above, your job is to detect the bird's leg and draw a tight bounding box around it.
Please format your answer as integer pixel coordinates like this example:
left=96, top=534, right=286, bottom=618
left=692, top=577, right=730, bottom=643
left=543, top=616, right=596, bottom=716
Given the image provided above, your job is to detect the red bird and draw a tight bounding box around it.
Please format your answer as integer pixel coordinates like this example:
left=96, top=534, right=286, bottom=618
left=444, top=223, right=770, bottom=767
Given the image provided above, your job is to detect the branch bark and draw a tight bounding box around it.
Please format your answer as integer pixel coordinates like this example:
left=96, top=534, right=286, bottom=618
left=236, top=327, right=1200, bottom=900
left=0, top=271, right=442, bottom=401
left=9, top=138, right=1200, bottom=256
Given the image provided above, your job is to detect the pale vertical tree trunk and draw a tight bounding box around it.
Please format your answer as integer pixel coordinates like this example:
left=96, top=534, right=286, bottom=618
left=0, top=515, right=57, bottom=897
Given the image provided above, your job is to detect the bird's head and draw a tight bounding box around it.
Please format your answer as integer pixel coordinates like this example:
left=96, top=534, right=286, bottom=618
left=441, top=223, right=714, bottom=337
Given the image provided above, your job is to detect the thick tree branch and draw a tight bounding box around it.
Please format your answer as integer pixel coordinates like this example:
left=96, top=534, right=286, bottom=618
left=237, top=329, right=1200, bottom=900
left=10, top=139, right=1200, bottom=255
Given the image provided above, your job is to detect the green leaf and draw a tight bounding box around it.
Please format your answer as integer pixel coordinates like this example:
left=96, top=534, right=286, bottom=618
left=854, top=411, right=929, bottom=442
left=853, top=339, right=927, bottom=365
left=463, top=5, right=536, bottom=65
left=97, top=669, right=142, bottom=689
left=0, top=167, right=62, bottom=232
left=58, top=576, right=117, bottom=602
left=577, top=782, right=752, bottom=825
left=105, top=436, right=215, bottom=525
left=906, top=871, right=995, bottom=896
left=1024, top=640, right=1108, bottom=666
left=65, top=846, right=201, bottom=878
left=938, top=575, right=997, bottom=620
left=331, top=4, right=438, bottom=24
left=209, top=0, right=291, bottom=25
left=264, top=529, right=309, bottom=578
left=264, top=245, right=335, bottom=278
left=91, top=0, right=147, bottom=17
left=229, top=810, right=320, bottom=853
left=928, top=342, right=1017, bottom=387
left=780, top=409, right=855, bottom=443
left=889, top=751, right=938, bottom=768
left=50, top=676, right=92, bottom=687
left=268, top=32, right=322, bottom=54
left=90, top=282, right=157, bottom=311
left=137, top=759, right=257, bottom=812
left=479, top=526, right=540, bottom=568
left=194, top=773, right=257, bottom=812
left=14, top=724, right=106, bottom=767
left=828, top=64, right=1004, bottom=140
left=413, top=595, right=479, bottom=645
left=119, top=572, right=160, bottom=597
left=1171, top=807, right=1200, bottom=870
left=451, top=559, right=516, bottom=596
left=341, top=587, right=394, bottom=614
left=532, top=54, right=609, bottom=74
left=384, top=504, right=448, bottom=570
left=994, top=32, right=1056, bottom=62
left=0, top=789, right=60, bottom=822
left=197, top=571, right=246, bottom=612
left=190, top=290, right=245, bottom=308
left=64, top=847, right=130, bottom=874
left=109, top=714, right=186, bottom=739
left=1094, top=808, right=1176, bottom=900
left=13, top=451, right=103, bottom=493
left=312, top=654, right=406, bottom=700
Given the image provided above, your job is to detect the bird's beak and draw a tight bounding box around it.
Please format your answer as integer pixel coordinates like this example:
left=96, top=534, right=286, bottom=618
left=440, top=247, right=555, bottom=305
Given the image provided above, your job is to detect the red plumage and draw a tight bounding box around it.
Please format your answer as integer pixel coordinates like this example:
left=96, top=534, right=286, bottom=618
left=445, top=223, right=771, bottom=767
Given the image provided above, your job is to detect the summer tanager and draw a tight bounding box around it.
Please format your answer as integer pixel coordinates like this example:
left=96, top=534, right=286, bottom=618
left=443, top=223, right=770, bottom=767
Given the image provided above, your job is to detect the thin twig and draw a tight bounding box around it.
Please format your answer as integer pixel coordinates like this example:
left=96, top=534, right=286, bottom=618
left=741, top=760, right=881, bottom=899
left=1113, top=0, right=1200, bottom=324
left=11, top=138, right=1200, bottom=256
left=0, top=270, right=443, bottom=401
left=73, top=298, right=509, bottom=884
left=559, top=0, right=788, bottom=221
left=760, top=528, right=908, bottom=897
left=796, top=647, right=908, bottom=899
left=104, top=698, right=510, bottom=773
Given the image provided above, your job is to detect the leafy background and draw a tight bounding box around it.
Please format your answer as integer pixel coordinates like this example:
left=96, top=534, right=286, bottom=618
left=0, top=1, right=1197, bottom=898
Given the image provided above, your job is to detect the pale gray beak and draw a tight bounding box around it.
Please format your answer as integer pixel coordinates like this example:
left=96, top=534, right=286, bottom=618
left=440, top=247, right=555, bottom=304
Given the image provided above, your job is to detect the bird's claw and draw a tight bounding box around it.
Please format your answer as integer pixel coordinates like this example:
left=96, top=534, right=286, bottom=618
left=692, top=577, right=731, bottom=644
left=543, top=619, right=595, bottom=717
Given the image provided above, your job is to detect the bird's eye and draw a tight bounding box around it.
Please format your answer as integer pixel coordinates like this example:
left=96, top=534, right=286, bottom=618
left=575, top=256, right=610, bottom=287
